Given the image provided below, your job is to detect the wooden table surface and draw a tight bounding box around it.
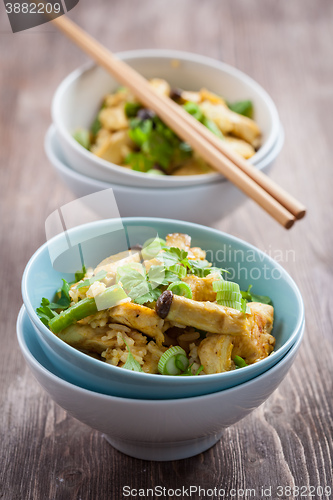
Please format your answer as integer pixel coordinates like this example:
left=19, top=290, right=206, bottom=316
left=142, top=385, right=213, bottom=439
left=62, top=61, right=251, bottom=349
left=1, top=1, right=332, bottom=498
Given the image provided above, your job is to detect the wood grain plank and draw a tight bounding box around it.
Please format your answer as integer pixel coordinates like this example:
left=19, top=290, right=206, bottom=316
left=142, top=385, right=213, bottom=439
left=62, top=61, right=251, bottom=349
left=0, top=0, right=332, bottom=499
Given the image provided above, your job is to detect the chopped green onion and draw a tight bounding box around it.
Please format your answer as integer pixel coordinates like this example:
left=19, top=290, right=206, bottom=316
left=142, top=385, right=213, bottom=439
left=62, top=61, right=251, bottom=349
left=216, top=291, right=242, bottom=302
left=146, top=169, right=165, bottom=176
left=141, top=237, right=166, bottom=260
left=234, top=355, right=248, bottom=368
left=168, top=264, right=187, bottom=279
left=158, top=346, right=189, bottom=375
left=167, top=281, right=192, bottom=299
left=202, top=117, right=224, bottom=139
left=183, top=101, right=204, bottom=121
left=219, top=300, right=243, bottom=311
left=122, top=339, right=143, bottom=372
left=73, top=128, right=91, bottom=150
left=213, top=281, right=240, bottom=293
left=178, top=363, right=204, bottom=376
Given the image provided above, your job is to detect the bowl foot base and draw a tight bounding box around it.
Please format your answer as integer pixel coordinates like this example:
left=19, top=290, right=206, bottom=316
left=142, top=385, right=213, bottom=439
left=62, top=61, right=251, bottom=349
left=103, top=432, right=223, bottom=461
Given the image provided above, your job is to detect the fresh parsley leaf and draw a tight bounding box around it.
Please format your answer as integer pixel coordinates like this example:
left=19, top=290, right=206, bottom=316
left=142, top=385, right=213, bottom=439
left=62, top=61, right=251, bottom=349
left=55, top=279, right=71, bottom=309
left=227, top=100, right=253, bottom=119
left=91, top=117, right=101, bottom=137
left=129, top=118, right=153, bottom=146
left=160, top=247, right=189, bottom=268
left=122, top=340, right=143, bottom=372
left=77, top=270, right=107, bottom=289
left=125, top=152, right=155, bottom=173
left=133, top=285, right=161, bottom=305
left=74, top=265, right=87, bottom=283
left=241, top=285, right=273, bottom=306
left=125, top=102, right=142, bottom=118
left=36, top=298, right=59, bottom=327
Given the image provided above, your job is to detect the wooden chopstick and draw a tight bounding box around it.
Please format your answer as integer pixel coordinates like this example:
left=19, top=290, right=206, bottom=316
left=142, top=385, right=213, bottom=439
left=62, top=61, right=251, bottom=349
left=51, top=15, right=306, bottom=229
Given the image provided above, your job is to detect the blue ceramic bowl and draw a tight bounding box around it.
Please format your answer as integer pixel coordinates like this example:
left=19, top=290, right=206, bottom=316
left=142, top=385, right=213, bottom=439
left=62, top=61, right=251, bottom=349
left=22, top=218, right=304, bottom=399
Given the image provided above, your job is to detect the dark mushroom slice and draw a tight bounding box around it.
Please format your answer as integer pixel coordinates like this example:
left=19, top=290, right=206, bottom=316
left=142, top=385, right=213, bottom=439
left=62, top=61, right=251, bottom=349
left=155, top=290, right=173, bottom=319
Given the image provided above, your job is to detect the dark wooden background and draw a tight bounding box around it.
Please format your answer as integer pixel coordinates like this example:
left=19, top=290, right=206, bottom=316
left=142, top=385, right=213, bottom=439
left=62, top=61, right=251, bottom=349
left=1, top=1, right=332, bottom=499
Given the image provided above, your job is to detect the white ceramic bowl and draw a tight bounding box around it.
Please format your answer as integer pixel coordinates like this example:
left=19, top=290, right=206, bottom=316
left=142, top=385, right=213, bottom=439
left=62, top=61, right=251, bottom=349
left=45, top=124, right=284, bottom=225
left=17, top=305, right=304, bottom=461
left=52, top=50, right=281, bottom=188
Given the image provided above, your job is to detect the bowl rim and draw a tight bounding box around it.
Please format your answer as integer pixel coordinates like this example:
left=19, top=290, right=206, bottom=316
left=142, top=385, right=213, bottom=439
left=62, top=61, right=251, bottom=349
left=45, top=123, right=285, bottom=192
left=22, top=217, right=304, bottom=385
left=17, top=304, right=305, bottom=403
left=51, top=48, right=280, bottom=186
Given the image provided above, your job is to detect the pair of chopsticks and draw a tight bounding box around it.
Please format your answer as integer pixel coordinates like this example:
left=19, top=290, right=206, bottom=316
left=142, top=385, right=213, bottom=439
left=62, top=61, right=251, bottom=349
left=51, top=15, right=306, bottom=229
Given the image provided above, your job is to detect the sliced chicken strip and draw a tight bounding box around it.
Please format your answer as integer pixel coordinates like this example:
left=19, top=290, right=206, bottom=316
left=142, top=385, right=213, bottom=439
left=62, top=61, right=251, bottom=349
left=165, top=232, right=191, bottom=251
left=57, top=323, right=112, bottom=354
left=199, top=100, right=261, bottom=146
left=198, top=334, right=233, bottom=373
left=108, top=302, right=164, bottom=345
left=232, top=302, right=275, bottom=364
left=182, top=273, right=220, bottom=301
left=159, top=293, right=247, bottom=336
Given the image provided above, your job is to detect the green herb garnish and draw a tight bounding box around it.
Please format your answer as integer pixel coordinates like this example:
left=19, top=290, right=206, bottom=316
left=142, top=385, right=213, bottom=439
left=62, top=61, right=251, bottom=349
left=241, top=285, right=273, bottom=305
left=123, top=340, right=143, bottom=372
left=124, top=102, right=142, bottom=118
left=227, top=100, right=253, bottom=119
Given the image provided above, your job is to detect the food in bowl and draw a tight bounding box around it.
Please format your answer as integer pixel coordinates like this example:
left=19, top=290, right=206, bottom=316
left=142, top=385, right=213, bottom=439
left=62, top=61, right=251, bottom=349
left=37, top=232, right=275, bottom=376
left=73, top=79, right=262, bottom=176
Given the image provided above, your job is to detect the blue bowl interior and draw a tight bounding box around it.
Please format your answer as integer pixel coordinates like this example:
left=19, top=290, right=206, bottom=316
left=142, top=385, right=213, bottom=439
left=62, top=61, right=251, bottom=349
left=22, top=218, right=304, bottom=397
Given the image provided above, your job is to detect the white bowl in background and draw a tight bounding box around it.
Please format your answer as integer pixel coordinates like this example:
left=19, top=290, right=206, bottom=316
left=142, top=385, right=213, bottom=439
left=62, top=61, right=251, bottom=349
left=17, top=306, right=304, bottom=461
left=45, top=124, right=284, bottom=225
left=52, top=50, right=281, bottom=188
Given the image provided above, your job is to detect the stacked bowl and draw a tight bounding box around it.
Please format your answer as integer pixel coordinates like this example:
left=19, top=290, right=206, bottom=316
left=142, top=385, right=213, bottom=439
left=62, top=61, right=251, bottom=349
left=19, top=218, right=304, bottom=461
left=46, top=50, right=285, bottom=225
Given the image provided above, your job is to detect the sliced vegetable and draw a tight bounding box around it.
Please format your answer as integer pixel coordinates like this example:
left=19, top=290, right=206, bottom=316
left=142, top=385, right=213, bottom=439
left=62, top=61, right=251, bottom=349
left=73, top=128, right=90, bottom=150
left=219, top=300, right=243, bottom=311
left=141, top=237, right=166, bottom=260
left=183, top=101, right=204, bottom=121
left=216, top=291, right=241, bottom=301
left=202, top=117, right=224, bottom=139
left=48, top=285, right=128, bottom=334
left=146, top=168, right=165, bottom=176
left=213, top=281, right=240, bottom=293
left=168, top=264, right=187, bottom=279
left=178, top=363, right=204, bottom=376
left=233, top=355, right=248, bottom=368
left=167, top=281, right=193, bottom=299
left=158, top=346, right=189, bottom=375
